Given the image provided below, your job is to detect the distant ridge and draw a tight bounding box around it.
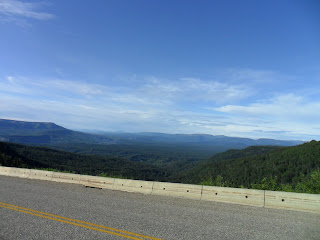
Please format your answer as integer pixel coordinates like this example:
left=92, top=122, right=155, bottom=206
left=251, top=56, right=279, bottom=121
left=0, top=119, right=66, bottom=135
left=0, top=118, right=304, bottom=147
left=101, top=132, right=303, bottom=147
left=0, top=119, right=113, bottom=145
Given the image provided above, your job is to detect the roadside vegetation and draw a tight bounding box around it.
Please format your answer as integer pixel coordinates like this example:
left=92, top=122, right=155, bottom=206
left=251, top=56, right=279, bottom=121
left=199, top=170, right=320, bottom=194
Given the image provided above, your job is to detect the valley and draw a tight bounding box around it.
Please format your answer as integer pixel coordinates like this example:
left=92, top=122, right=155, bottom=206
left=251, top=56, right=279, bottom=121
left=0, top=118, right=319, bottom=194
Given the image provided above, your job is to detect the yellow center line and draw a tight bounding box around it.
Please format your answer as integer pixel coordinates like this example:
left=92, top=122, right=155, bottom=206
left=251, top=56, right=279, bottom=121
left=0, top=202, right=162, bottom=240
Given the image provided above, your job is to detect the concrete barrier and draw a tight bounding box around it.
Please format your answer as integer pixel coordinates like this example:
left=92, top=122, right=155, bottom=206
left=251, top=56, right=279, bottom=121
left=51, top=172, right=81, bottom=184
left=113, top=179, right=153, bottom=194
left=0, top=166, right=30, bottom=178
left=152, top=182, right=202, bottom=200
left=265, top=190, right=320, bottom=214
left=8, top=167, right=30, bottom=178
left=80, top=175, right=115, bottom=189
left=29, top=169, right=54, bottom=181
left=201, top=186, right=265, bottom=207
left=0, top=166, right=11, bottom=176
left=1, top=166, right=319, bottom=214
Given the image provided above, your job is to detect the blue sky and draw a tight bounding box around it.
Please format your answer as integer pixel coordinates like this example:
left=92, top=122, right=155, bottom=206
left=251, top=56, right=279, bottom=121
left=0, top=0, right=319, bottom=140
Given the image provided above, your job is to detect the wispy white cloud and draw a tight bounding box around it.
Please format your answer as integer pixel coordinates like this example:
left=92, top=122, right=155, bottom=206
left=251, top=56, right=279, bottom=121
left=0, top=0, right=54, bottom=25
left=0, top=70, right=319, bottom=140
left=38, top=79, right=107, bottom=96
left=6, top=75, right=14, bottom=83
left=1, top=76, right=106, bottom=97
left=0, top=74, right=251, bottom=132
left=138, top=76, right=252, bottom=104
left=215, top=93, right=320, bottom=121
left=221, top=68, right=283, bottom=84
left=212, top=93, right=320, bottom=139
left=1, top=75, right=252, bottom=105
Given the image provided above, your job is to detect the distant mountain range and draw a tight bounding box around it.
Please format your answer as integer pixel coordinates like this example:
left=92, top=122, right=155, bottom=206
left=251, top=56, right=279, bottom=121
left=105, top=132, right=303, bottom=147
left=0, top=118, right=304, bottom=147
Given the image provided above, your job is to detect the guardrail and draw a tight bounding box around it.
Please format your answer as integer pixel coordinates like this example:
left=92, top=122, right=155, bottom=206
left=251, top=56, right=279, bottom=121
left=0, top=166, right=319, bottom=214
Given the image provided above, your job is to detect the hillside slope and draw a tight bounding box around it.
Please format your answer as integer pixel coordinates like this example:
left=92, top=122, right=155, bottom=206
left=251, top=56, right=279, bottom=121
left=177, top=141, right=320, bottom=192
left=0, top=141, right=168, bottom=181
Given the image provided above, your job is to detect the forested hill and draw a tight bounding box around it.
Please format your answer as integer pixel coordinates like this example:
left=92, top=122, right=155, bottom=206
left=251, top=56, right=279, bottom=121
left=0, top=119, right=65, bottom=135
left=177, top=141, right=320, bottom=193
left=205, top=145, right=284, bottom=163
left=0, top=141, right=168, bottom=181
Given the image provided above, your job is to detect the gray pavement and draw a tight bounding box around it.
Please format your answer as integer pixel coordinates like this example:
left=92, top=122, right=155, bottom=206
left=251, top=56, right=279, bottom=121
left=0, top=175, right=320, bottom=240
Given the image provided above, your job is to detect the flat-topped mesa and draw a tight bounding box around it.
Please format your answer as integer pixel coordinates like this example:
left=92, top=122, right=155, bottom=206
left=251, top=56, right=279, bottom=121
left=0, top=118, right=66, bottom=136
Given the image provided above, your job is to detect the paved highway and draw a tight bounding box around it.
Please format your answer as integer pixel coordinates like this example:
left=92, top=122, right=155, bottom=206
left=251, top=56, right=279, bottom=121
left=1, top=175, right=319, bottom=240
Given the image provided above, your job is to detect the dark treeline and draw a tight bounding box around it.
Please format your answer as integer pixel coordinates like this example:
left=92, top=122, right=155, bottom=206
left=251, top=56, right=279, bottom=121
left=0, top=141, right=168, bottom=181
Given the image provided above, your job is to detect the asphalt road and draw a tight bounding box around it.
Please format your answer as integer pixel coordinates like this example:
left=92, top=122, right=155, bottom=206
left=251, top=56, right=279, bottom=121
left=1, top=175, right=319, bottom=240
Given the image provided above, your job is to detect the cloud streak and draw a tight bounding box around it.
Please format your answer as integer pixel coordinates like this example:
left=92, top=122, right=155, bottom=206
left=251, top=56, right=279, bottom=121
left=215, top=94, right=320, bottom=121
left=212, top=93, right=320, bottom=139
left=0, top=0, right=54, bottom=24
left=141, top=77, right=252, bottom=104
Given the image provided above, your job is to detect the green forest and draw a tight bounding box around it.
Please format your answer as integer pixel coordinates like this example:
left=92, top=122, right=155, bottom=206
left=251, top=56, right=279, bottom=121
left=1, top=140, right=319, bottom=194
left=48, top=142, right=225, bottom=176
left=0, top=141, right=168, bottom=181
left=178, top=141, right=320, bottom=193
